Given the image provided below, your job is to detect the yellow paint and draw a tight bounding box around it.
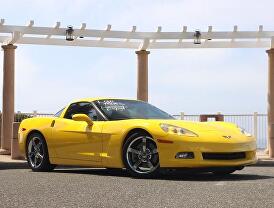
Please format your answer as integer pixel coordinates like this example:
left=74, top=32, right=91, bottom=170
left=18, top=98, right=257, bottom=169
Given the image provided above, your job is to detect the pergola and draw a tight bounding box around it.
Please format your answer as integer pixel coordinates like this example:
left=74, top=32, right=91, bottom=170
left=0, top=19, right=273, bottom=158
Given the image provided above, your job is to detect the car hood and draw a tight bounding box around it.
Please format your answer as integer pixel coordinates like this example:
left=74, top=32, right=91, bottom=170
left=140, top=119, right=242, bottom=136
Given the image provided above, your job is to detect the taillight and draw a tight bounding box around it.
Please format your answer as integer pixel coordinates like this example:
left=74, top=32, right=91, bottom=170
left=21, top=128, right=26, bottom=131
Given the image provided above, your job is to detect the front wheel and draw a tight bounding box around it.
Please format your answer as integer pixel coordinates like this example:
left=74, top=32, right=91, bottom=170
left=26, top=133, right=56, bottom=172
left=123, top=133, right=159, bottom=178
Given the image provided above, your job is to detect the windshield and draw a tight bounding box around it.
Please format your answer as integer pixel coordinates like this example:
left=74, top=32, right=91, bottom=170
left=95, top=99, right=174, bottom=120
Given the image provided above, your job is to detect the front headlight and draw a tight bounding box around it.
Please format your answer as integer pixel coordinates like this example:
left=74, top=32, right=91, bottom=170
left=160, top=123, right=198, bottom=137
left=238, top=126, right=252, bottom=137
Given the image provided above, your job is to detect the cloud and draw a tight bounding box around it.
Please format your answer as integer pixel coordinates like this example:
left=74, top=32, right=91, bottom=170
left=7, top=47, right=138, bottom=113
left=15, top=49, right=41, bottom=112
left=103, top=0, right=274, bottom=31
left=149, top=49, right=267, bottom=114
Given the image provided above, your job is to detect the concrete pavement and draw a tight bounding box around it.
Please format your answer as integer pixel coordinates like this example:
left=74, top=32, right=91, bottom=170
left=1, top=151, right=274, bottom=208
left=0, top=162, right=274, bottom=208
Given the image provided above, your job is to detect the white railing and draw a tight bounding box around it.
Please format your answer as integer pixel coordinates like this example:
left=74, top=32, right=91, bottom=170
left=14, top=111, right=54, bottom=122
left=173, top=113, right=267, bottom=149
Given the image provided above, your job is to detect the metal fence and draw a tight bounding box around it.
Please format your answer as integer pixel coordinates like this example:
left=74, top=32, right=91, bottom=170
left=13, top=111, right=268, bottom=149
left=173, top=113, right=268, bottom=149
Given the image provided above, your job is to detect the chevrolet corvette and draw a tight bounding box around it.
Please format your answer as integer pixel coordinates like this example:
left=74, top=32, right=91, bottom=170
left=18, top=98, right=257, bottom=177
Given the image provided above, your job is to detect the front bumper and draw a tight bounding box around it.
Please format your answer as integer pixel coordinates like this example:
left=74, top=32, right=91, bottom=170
left=156, top=135, right=257, bottom=168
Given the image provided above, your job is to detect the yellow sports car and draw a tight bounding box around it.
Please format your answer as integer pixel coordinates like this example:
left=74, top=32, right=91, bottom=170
left=18, top=98, right=257, bottom=177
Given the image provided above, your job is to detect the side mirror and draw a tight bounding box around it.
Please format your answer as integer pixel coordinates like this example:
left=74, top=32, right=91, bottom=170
left=72, top=114, right=93, bottom=126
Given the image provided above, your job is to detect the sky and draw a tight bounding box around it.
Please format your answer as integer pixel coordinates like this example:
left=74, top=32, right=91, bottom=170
left=0, top=0, right=272, bottom=115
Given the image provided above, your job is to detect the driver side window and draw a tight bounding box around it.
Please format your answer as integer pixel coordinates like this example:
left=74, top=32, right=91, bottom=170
left=64, top=102, right=100, bottom=121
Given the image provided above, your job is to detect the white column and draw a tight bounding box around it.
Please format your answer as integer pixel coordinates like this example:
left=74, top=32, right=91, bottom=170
left=266, top=48, right=274, bottom=158
left=136, top=50, right=150, bottom=102
left=0, top=44, right=17, bottom=154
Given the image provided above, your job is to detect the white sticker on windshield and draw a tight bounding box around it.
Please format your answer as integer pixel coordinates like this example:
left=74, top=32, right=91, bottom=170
left=100, top=100, right=127, bottom=111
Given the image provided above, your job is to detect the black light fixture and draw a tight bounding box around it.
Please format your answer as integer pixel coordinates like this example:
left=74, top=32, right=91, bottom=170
left=66, top=26, right=74, bottom=41
left=193, top=30, right=201, bottom=44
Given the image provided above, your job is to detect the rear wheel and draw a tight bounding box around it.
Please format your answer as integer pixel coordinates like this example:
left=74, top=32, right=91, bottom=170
left=123, top=133, right=159, bottom=178
left=26, top=133, right=56, bottom=172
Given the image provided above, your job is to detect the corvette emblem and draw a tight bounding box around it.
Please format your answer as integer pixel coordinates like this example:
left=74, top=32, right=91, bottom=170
left=222, top=136, right=232, bottom=139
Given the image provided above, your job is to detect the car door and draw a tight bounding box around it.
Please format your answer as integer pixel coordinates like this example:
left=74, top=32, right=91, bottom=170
left=51, top=102, right=103, bottom=162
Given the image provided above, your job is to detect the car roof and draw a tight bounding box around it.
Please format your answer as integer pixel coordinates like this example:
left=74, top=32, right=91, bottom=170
left=71, top=97, right=139, bottom=103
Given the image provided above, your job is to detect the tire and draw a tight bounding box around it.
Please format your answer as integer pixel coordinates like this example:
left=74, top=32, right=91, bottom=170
left=26, top=132, right=56, bottom=172
left=123, top=132, right=159, bottom=178
left=212, top=168, right=236, bottom=176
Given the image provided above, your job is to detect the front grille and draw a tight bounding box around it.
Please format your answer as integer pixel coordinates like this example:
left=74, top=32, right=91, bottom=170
left=202, top=152, right=246, bottom=160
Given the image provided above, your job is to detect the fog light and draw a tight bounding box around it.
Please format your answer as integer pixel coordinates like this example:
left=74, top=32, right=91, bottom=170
left=175, top=152, right=194, bottom=159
